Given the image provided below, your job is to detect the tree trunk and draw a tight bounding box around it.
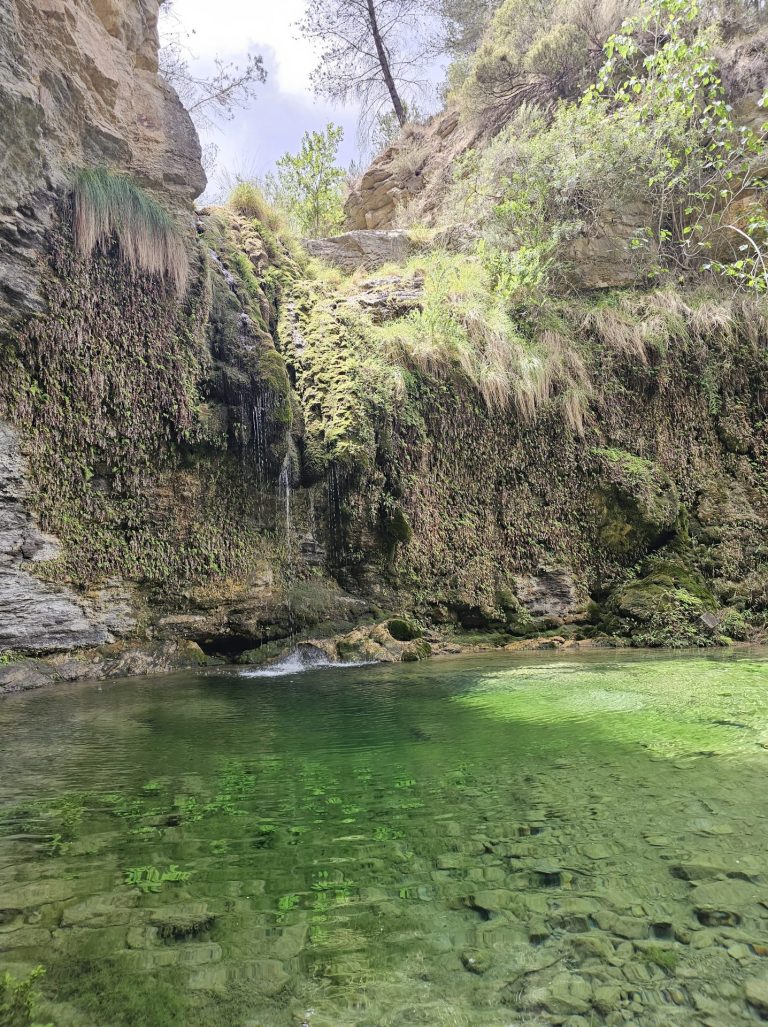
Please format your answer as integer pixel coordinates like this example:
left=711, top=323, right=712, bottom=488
left=366, top=0, right=407, bottom=125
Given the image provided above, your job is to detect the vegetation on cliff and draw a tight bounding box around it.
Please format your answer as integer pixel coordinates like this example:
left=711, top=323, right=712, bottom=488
left=1, top=0, right=767, bottom=664
left=72, top=168, right=190, bottom=294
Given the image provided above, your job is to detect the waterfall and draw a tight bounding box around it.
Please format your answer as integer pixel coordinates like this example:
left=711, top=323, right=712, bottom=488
left=251, top=391, right=269, bottom=480
left=278, top=453, right=292, bottom=546
left=327, top=463, right=345, bottom=564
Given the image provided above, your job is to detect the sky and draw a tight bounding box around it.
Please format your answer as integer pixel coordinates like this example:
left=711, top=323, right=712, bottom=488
left=162, top=0, right=363, bottom=200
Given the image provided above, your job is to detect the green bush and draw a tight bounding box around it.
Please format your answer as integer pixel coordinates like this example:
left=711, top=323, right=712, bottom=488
left=459, top=0, right=630, bottom=120
left=450, top=0, right=768, bottom=292
left=0, top=966, right=51, bottom=1027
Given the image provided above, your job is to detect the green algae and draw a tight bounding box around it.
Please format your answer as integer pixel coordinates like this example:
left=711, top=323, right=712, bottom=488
left=1, top=649, right=768, bottom=1025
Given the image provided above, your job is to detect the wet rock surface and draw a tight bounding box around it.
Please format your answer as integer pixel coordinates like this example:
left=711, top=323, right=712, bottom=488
left=0, top=420, right=111, bottom=654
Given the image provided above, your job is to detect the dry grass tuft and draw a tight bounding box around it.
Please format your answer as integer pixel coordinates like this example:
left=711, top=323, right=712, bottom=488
left=583, top=305, right=650, bottom=362
left=72, top=167, right=188, bottom=293
left=227, top=180, right=286, bottom=235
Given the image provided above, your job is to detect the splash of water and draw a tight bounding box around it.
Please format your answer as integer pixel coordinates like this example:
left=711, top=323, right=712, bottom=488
left=240, top=647, right=374, bottom=678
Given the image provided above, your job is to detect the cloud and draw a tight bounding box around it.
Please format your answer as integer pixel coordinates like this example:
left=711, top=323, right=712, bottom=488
left=166, top=0, right=319, bottom=96
left=165, top=0, right=362, bottom=192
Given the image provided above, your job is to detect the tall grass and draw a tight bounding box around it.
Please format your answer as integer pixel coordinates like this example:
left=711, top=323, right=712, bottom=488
left=72, top=167, right=188, bottom=293
left=378, top=251, right=592, bottom=431
left=227, top=180, right=286, bottom=235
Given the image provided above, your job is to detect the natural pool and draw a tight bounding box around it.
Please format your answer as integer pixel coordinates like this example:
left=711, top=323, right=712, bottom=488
left=1, top=648, right=768, bottom=1026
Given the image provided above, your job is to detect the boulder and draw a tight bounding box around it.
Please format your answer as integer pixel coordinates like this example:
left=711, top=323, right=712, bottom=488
left=304, top=230, right=418, bottom=273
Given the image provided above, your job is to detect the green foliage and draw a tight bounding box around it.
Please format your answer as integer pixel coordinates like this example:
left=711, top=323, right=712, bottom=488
left=227, top=181, right=286, bottom=234
left=377, top=250, right=591, bottom=427
left=124, top=864, right=192, bottom=893
left=459, top=0, right=628, bottom=118
left=267, top=124, right=346, bottom=238
left=72, top=167, right=188, bottom=293
left=449, top=0, right=767, bottom=293
left=0, top=967, right=51, bottom=1027
left=587, top=0, right=768, bottom=290
left=276, top=893, right=300, bottom=921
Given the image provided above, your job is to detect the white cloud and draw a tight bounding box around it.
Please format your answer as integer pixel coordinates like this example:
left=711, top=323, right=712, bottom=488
left=167, top=0, right=319, bottom=95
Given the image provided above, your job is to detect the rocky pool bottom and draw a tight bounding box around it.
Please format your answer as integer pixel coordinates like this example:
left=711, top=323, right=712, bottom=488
left=1, top=649, right=768, bottom=1026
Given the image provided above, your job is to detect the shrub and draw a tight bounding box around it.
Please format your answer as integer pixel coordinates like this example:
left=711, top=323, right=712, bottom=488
left=72, top=167, right=188, bottom=293
left=0, top=966, right=51, bottom=1027
left=451, top=0, right=767, bottom=292
left=459, top=0, right=630, bottom=121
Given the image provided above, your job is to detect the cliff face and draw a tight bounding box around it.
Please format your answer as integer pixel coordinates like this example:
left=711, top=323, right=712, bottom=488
left=0, top=0, right=204, bottom=330
left=0, top=0, right=766, bottom=683
left=0, top=0, right=207, bottom=660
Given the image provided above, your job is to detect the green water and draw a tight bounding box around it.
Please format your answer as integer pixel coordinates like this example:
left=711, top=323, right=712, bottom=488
left=2, top=648, right=768, bottom=1026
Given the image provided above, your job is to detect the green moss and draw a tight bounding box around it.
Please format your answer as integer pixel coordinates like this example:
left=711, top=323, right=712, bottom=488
left=592, top=448, right=680, bottom=555
left=401, top=638, right=432, bottom=661
left=387, top=617, right=422, bottom=642
left=605, top=553, right=718, bottom=648
left=640, top=945, right=679, bottom=971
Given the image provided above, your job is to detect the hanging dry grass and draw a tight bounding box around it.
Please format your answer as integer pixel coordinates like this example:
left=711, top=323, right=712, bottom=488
left=582, top=305, right=649, bottom=363
left=72, top=167, right=188, bottom=294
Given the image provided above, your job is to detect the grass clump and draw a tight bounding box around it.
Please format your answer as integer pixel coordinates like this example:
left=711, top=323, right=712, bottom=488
left=227, top=180, right=286, bottom=235
left=378, top=250, right=592, bottom=429
left=72, top=167, right=188, bottom=293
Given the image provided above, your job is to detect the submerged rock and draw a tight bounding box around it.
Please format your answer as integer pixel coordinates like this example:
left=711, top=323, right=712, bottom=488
left=745, top=975, right=768, bottom=1015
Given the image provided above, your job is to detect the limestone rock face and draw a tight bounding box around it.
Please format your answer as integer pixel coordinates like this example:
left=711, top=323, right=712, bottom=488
left=304, top=230, right=418, bottom=273
left=344, top=111, right=480, bottom=232
left=513, top=568, right=588, bottom=620
left=0, top=421, right=111, bottom=653
left=0, top=0, right=205, bottom=330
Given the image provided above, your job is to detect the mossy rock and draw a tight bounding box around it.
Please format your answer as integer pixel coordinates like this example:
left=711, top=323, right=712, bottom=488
left=401, top=638, right=432, bottom=662
left=604, top=553, right=719, bottom=648
left=237, top=641, right=288, bottom=665
left=387, top=617, right=422, bottom=642
left=592, top=448, right=680, bottom=555
left=381, top=507, right=413, bottom=547
left=150, top=905, right=215, bottom=940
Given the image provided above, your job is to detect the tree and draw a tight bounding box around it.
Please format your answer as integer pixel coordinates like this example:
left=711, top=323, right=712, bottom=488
left=267, top=125, right=347, bottom=238
left=299, top=0, right=435, bottom=137
left=436, top=0, right=501, bottom=58
left=159, top=3, right=266, bottom=132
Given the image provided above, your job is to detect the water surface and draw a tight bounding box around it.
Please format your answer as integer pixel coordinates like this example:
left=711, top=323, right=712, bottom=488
left=1, top=647, right=768, bottom=1025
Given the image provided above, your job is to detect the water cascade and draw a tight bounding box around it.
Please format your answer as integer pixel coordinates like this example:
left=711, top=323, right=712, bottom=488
left=327, top=463, right=345, bottom=565
left=251, top=391, right=270, bottom=480
left=278, top=452, right=292, bottom=547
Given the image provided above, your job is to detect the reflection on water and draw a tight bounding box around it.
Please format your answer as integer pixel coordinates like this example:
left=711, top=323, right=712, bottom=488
left=1, top=647, right=768, bottom=1025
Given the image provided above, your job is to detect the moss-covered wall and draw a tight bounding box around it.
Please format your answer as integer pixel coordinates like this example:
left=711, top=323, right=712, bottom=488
left=2, top=195, right=767, bottom=659
left=279, top=272, right=768, bottom=647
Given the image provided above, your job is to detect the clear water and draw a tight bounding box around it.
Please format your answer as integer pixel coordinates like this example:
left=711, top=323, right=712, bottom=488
left=2, top=648, right=768, bottom=1026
